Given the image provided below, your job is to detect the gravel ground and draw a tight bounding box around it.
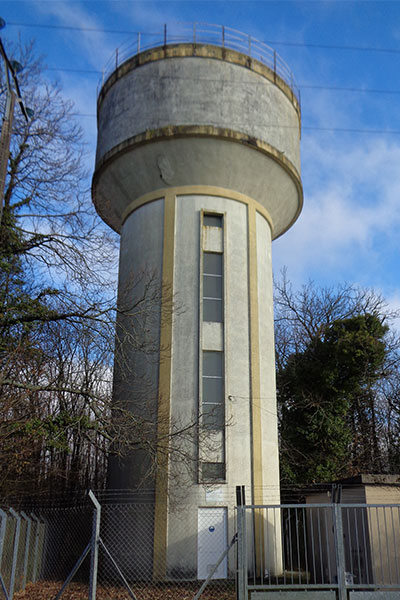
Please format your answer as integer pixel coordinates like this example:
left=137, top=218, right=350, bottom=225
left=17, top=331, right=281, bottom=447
left=14, top=580, right=236, bottom=600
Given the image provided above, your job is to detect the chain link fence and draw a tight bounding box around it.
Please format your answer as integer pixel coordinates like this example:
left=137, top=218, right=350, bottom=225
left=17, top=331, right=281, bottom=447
left=0, top=491, right=237, bottom=600
left=2, top=493, right=400, bottom=600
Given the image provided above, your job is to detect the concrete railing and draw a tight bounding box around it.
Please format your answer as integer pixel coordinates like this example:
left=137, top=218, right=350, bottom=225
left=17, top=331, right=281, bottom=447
left=98, top=22, right=300, bottom=102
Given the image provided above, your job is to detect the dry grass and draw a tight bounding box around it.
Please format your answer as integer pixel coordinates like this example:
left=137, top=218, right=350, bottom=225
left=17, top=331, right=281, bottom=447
left=14, top=580, right=236, bottom=600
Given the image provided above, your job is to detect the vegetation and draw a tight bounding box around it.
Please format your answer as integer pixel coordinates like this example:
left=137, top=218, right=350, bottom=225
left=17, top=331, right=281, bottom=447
left=0, top=41, right=205, bottom=500
left=0, top=41, right=118, bottom=498
left=275, top=274, right=400, bottom=484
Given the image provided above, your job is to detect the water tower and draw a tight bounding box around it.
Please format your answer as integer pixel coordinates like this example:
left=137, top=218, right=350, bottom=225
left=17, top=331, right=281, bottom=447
left=92, top=24, right=302, bottom=580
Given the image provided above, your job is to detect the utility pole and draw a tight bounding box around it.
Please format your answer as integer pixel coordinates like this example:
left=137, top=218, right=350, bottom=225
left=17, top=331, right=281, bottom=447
left=0, top=19, right=31, bottom=225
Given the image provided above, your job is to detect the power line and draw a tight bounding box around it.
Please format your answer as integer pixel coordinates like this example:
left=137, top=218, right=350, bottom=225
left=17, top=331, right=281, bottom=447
left=70, top=113, right=400, bottom=135
left=300, top=84, right=400, bottom=96
left=7, top=21, right=140, bottom=36
left=43, top=65, right=400, bottom=97
left=45, top=67, right=101, bottom=75
left=7, top=20, right=400, bottom=55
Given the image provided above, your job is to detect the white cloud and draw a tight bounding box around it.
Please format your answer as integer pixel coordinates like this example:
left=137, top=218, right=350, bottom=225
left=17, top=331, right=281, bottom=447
left=33, top=1, right=117, bottom=68
left=273, top=132, right=400, bottom=299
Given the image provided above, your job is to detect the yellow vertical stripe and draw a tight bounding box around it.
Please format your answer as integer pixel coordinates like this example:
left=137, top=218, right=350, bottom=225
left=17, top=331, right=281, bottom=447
left=153, top=192, right=175, bottom=580
left=248, top=205, right=264, bottom=578
left=248, top=205, right=263, bottom=501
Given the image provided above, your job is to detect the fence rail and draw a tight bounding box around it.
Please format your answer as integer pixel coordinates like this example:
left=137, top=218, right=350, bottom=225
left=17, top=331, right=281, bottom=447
left=98, top=22, right=300, bottom=102
left=238, top=503, right=400, bottom=599
left=2, top=496, right=400, bottom=599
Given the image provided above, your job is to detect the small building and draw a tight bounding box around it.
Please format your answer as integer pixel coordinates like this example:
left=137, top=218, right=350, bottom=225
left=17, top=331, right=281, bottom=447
left=305, top=474, right=400, bottom=587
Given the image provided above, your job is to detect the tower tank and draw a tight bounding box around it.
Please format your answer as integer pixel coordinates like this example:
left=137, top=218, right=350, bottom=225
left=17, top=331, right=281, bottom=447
left=92, top=24, right=302, bottom=581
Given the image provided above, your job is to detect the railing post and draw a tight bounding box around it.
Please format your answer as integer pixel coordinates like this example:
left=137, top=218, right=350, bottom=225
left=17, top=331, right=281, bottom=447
left=222, top=25, right=225, bottom=48
left=273, top=50, right=277, bottom=82
left=8, top=509, right=21, bottom=600
left=20, top=512, right=31, bottom=590
left=115, top=48, right=119, bottom=70
left=248, top=34, right=251, bottom=57
left=30, top=514, right=41, bottom=584
left=333, top=503, right=347, bottom=600
left=137, top=32, right=141, bottom=54
left=88, top=490, right=101, bottom=600
left=193, top=22, right=196, bottom=44
left=164, top=24, right=167, bottom=47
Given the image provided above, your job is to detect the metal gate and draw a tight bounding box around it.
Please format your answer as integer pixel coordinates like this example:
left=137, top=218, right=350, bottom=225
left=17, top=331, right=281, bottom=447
left=236, top=503, right=400, bottom=600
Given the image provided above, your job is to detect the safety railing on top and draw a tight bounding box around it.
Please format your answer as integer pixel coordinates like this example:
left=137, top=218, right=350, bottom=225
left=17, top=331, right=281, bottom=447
left=98, top=22, right=300, bottom=103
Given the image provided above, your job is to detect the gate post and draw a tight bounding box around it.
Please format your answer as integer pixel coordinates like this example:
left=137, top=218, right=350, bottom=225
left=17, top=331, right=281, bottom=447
left=333, top=503, right=347, bottom=600
left=237, top=505, right=246, bottom=600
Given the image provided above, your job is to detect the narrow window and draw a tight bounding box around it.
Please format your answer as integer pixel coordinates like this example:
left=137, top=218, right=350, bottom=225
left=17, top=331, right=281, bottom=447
left=203, top=252, right=223, bottom=322
left=203, top=214, right=223, bottom=228
left=201, top=462, right=225, bottom=481
left=202, top=350, right=224, bottom=430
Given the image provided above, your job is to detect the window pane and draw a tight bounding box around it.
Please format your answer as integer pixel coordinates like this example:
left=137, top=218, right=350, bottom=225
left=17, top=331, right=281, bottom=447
left=204, top=253, right=222, bottom=275
left=203, top=274, right=222, bottom=299
left=203, top=214, right=223, bottom=228
left=203, top=377, right=223, bottom=403
left=203, top=351, right=223, bottom=377
left=203, top=298, right=223, bottom=322
left=202, top=462, right=225, bottom=480
left=202, top=404, right=224, bottom=429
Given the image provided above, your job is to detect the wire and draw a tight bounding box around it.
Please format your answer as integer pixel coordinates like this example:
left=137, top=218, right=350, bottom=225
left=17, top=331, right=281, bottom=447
left=7, top=20, right=400, bottom=55
left=42, top=66, right=400, bottom=99
left=69, top=112, right=400, bottom=135
left=7, top=21, right=140, bottom=36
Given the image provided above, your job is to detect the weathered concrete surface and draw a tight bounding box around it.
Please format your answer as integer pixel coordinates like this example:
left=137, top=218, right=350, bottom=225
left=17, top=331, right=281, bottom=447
left=96, top=53, right=300, bottom=170
left=93, top=136, right=301, bottom=238
left=93, top=45, right=302, bottom=239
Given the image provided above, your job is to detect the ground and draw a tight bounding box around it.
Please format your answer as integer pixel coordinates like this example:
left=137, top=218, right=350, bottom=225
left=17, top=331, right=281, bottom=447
left=14, top=580, right=236, bottom=599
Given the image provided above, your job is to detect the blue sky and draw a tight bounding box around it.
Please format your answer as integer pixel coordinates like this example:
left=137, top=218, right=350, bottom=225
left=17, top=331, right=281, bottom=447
left=2, top=0, right=400, bottom=316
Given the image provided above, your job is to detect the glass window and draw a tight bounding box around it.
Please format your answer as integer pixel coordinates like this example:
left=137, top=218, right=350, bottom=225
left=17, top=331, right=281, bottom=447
left=202, top=351, right=224, bottom=430
left=204, top=253, right=222, bottom=274
left=202, top=462, right=225, bottom=480
left=203, top=252, right=223, bottom=323
left=203, top=378, right=223, bottom=403
left=203, top=214, right=223, bottom=228
left=203, top=351, right=223, bottom=376
left=203, top=298, right=222, bottom=322
left=203, top=274, right=222, bottom=299
left=202, top=404, right=224, bottom=429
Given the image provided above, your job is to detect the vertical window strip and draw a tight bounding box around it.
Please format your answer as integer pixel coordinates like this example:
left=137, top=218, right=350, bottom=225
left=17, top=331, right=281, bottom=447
left=199, top=211, right=226, bottom=481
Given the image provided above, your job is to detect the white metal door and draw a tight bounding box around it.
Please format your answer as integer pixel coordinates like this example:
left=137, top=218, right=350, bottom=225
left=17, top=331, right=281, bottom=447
left=197, top=507, right=228, bottom=579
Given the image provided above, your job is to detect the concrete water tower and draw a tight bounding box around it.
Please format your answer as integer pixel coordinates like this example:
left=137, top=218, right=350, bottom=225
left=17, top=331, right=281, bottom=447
left=92, top=24, right=302, bottom=580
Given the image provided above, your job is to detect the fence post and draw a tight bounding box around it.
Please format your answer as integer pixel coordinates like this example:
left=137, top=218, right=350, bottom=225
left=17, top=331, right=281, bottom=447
left=0, top=510, right=7, bottom=575
left=0, top=509, right=8, bottom=599
left=8, top=509, right=21, bottom=600
left=30, top=514, right=40, bottom=584
left=20, top=512, right=31, bottom=590
left=333, top=503, right=346, bottom=600
left=88, top=491, right=101, bottom=600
